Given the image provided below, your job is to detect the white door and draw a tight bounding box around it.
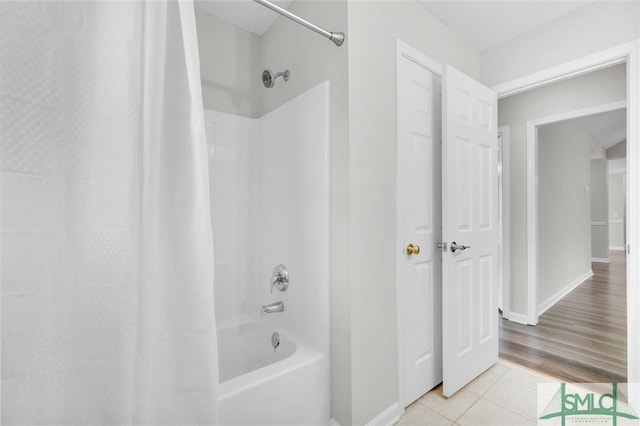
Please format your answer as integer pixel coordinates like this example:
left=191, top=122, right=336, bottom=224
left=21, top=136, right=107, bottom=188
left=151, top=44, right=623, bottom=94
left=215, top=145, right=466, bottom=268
left=441, top=65, right=499, bottom=397
left=397, top=53, right=443, bottom=406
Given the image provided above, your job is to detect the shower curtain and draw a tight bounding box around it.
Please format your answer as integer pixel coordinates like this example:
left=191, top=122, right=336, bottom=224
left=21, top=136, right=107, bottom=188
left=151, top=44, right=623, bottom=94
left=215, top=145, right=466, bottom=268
left=1, top=1, right=217, bottom=424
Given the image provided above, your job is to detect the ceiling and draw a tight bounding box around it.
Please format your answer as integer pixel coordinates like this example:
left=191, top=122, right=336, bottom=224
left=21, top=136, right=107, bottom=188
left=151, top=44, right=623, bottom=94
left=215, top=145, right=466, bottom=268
left=194, top=0, right=292, bottom=35
left=418, top=0, right=595, bottom=51
left=540, top=108, right=627, bottom=164
left=195, top=1, right=595, bottom=49
left=572, top=108, right=627, bottom=151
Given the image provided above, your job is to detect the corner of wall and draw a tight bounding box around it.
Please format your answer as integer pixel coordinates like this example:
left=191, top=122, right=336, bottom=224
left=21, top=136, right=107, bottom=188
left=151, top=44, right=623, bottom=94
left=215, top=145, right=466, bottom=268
left=480, top=1, right=640, bottom=87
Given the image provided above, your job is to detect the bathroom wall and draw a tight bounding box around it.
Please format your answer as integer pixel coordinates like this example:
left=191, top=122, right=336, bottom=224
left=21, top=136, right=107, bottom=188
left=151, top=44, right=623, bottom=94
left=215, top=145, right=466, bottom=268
left=195, top=10, right=261, bottom=117
left=480, top=1, right=640, bottom=87
left=591, top=158, right=609, bottom=261
left=498, top=64, right=626, bottom=317
left=537, top=121, right=592, bottom=310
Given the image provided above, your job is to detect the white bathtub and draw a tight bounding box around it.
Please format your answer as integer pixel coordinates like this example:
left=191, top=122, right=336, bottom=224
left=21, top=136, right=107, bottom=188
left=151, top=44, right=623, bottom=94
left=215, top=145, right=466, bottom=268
left=217, top=319, right=328, bottom=426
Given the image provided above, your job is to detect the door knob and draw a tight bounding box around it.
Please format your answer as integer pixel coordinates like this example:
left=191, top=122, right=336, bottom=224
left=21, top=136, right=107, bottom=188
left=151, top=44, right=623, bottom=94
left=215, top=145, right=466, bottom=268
left=406, top=243, right=420, bottom=256
left=450, top=241, right=470, bottom=253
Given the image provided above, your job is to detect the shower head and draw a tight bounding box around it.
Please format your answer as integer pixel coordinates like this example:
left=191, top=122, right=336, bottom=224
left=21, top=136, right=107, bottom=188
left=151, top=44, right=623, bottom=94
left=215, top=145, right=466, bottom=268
left=262, top=69, right=290, bottom=88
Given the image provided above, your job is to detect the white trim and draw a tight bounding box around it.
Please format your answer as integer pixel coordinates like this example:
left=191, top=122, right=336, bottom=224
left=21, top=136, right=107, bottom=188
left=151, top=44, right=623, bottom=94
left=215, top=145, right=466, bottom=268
left=611, top=246, right=627, bottom=251
left=397, top=39, right=443, bottom=77
left=364, top=402, right=402, bottom=426
left=503, top=311, right=531, bottom=325
left=525, top=100, right=627, bottom=325
left=591, top=221, right=608, bottom=226
left=491, top=41, right=636, bottom=98
left=538, top=270, right=594, bottom=316
left=526, top=122, right=538, bottom=325
left=498, top=126, right=511, bottom=317
left=592, top=257, right=611, bottom=263
left=528, top=101, right=627, bottom=128
left=625, top=41, right=640, bottom=411
left=610, top=219, right=624, bottom=224
left=609, top=169, right=628, bottom=175
left=329, top=418, right=341, bottom=426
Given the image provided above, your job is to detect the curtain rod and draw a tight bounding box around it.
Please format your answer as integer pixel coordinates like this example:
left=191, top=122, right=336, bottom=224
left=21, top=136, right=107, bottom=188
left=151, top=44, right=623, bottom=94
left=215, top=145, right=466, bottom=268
left=253, top=0, right=345, bottom=47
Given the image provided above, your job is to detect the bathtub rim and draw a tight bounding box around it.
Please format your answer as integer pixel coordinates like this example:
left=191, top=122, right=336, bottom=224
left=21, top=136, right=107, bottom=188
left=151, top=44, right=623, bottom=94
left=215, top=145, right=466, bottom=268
left=217, top=317, right=325, bottom=401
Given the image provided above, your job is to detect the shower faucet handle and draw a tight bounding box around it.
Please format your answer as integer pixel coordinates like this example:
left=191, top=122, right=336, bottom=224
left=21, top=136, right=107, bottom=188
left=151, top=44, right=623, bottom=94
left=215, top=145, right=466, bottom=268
left=271, top=264, right=289, bottom=294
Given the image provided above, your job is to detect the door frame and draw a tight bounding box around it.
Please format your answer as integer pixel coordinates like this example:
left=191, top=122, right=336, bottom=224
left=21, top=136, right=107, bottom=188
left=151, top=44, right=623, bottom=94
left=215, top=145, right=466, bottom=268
left=395, top=38, right=443, bottom=410
left=498, top=126, right=511, bottom=318
left=525, top=100, right=626, bottom=324
left=492, top=40, right=640, bottom=398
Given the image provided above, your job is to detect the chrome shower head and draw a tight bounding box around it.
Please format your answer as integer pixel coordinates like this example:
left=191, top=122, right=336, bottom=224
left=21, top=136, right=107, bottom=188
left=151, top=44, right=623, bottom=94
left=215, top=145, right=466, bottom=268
left=262, top=69, right=290, bottom=88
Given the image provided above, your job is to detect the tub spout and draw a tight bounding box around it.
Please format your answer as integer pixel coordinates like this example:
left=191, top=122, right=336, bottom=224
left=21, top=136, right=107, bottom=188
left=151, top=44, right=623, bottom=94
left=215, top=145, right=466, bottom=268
left=260, top=301, right=284, bottom=316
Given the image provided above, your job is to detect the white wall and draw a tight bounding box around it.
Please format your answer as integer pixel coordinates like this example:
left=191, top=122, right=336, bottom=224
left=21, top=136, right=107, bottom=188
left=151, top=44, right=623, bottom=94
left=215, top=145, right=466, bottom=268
left=480, top=1, right=640, bottom=86
left=195, top=10, right=261, bottom=117
left=606, top=140, right=627, bottom=250
left=609, top=172, right=627, bottom=249
left=537, top=122, right=592, bottom=309
left=591, top=159, right=609, bottom=260
left=346, top=2, right=480, bottom=424
left=498, top=64, right=625, bottom=316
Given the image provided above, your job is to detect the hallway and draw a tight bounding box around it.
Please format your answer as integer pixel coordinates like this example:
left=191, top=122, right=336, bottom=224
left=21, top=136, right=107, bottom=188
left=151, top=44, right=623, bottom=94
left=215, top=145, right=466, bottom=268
left=500, top=250, right=627, bottom=383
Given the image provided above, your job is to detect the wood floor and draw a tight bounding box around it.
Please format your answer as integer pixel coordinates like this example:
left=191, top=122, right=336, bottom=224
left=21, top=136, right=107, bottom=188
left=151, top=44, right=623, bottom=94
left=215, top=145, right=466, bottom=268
left=499, top=250, right=627, bottom=383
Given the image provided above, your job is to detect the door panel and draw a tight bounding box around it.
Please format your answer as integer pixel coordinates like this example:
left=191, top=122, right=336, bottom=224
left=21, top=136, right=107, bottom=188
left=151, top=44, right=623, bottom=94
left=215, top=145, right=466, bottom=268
left=442, top=65, right=499, bottom=397
left=397, top=54, right=442, bottom=407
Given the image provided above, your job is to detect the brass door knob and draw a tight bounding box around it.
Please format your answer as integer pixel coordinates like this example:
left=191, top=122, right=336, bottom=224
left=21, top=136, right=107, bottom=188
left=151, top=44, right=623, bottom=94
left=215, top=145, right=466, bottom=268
left=406, top=243, right=420, bottom=256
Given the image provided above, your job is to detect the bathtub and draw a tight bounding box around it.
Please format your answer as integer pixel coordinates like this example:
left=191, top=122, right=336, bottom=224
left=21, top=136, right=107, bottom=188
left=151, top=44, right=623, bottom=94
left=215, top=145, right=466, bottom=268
left=217, top=319, right=328, bottom=426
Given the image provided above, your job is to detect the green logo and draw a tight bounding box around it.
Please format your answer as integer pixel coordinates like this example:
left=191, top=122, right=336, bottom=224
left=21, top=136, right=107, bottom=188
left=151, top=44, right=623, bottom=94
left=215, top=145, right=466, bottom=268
left=539, top=383, right=638, bottom=425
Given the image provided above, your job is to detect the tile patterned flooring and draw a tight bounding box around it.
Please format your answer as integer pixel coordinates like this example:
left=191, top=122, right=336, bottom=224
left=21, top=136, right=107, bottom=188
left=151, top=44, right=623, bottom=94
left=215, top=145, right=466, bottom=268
left=395, top=359, right=561, bottom=426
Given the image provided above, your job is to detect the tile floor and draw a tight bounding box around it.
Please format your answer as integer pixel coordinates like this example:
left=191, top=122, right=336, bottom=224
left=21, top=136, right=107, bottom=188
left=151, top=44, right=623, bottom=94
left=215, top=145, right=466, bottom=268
left=395, top=359, right=561, bottom=426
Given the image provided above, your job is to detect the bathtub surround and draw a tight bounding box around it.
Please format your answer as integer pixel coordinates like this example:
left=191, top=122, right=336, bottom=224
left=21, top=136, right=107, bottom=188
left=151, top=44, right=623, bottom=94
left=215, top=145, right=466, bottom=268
left=1, top=2, right=218, bottom=424
left=206, top=82, right=330, bottom=425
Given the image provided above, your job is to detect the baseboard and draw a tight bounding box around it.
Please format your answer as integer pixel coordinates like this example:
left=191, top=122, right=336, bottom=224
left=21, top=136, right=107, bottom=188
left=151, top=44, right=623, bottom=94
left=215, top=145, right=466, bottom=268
left=610, top=246, right=626, bottom=251
left=538, top=270, right=593, bottom=316
left=502, top=311, right=530, bottom=325
left=365, top=402, right=402, bottom=426
left=329, top=418, right=341, bottom=426
left=592, top=257, right=610, bottom=263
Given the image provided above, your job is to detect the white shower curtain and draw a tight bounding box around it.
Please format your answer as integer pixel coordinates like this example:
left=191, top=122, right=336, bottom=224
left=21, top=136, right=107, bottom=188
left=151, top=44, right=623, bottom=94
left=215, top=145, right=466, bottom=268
left=1, top=1, right=217, bottom=424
